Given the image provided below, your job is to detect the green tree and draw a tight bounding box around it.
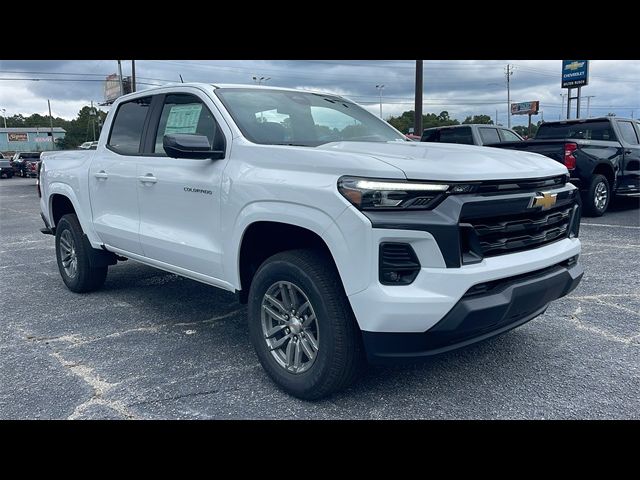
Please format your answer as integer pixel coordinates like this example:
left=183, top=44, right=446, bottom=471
left=387, top=110, right=460, bottom=134
left=1, top=106, right=108, bottom=149
left=462, top=115, right=493, bottom=125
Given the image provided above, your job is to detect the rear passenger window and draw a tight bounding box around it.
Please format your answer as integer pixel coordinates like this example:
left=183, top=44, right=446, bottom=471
left=478, top=128, right=500, bottom=144
left=423, top=127, right=474, bottom=145
left=107, top=97, right=152, bottom=155
left=618, top=121, right=639, bottom=145
left=153, top=94, right=223, bottom=155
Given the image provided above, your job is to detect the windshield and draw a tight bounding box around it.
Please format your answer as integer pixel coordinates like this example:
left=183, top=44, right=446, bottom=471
left=536, top=121, right=617, bottom=141
left=215, top=88, right=405, bottom=147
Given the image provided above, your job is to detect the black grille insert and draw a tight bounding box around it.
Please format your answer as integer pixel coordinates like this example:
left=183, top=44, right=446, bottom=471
left=379, top=243, right=421, bottom=285
left=461, top=204, right=573, bottom=259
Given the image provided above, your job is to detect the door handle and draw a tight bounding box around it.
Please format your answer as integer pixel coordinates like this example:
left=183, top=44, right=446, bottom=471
left=138, top=174, right=157, bottom=184
left=94, top=171, right=108, bottom=179
left=624, top=149, right=633, bottom=155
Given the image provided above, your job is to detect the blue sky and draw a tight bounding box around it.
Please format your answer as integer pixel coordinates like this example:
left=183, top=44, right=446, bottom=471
left=0, top=60, right=638, bottom=128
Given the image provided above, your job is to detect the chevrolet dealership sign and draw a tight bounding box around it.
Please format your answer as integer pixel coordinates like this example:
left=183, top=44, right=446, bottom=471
left=562, top=60, right=589, bottom=88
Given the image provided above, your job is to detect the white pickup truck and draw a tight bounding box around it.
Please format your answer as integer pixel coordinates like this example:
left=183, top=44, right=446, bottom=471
left=39, top=83, right=583, bottom=399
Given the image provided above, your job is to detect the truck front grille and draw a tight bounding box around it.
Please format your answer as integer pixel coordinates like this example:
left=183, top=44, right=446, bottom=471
left=461, top=204, right=574, bottom=259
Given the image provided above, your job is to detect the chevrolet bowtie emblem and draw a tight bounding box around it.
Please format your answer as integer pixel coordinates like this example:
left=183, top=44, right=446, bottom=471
left=565, top=61, right=585, bottom=71
left=530, top=192, right=557, bottom=210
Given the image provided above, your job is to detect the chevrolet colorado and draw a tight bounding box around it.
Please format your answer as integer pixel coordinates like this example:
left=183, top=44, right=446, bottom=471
left=39, top=84, right=583, bottom=399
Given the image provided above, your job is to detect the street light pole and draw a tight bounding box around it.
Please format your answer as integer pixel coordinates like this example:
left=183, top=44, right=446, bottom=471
left=505, top=64, right=513, bottom=129
left=560, top=93, right=567, bottom=120
left=375, top=84, right=385, bottom=119
left=252, top=76, right=271, bottom=85
left=1, top=108, right=6, bottom=128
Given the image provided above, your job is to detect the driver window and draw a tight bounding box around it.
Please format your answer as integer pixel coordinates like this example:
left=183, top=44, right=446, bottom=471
left=153, top=94, right=221, bottom=155
left=310, top=106, right=365, bottom=142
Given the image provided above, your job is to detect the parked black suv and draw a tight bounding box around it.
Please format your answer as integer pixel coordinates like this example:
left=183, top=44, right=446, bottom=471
left=495, top=117, right=640, bottom=216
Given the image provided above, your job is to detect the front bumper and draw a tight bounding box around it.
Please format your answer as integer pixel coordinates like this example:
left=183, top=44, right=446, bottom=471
left=362, top=260, right=583, bottom=364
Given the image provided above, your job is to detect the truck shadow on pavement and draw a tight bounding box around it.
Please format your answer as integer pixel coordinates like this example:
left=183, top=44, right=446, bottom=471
left=95, top=260, right=547, bottom=411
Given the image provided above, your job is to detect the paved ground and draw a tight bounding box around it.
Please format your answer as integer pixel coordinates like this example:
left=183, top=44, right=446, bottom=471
left=1, top=176, right=639, bottom=419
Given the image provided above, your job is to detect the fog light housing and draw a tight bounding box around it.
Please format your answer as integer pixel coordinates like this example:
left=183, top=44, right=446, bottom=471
left=379, top=243, right=421, bottom=286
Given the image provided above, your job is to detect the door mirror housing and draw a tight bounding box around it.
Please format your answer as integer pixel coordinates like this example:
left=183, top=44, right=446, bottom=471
left=163, top=134, right=225, bottom=160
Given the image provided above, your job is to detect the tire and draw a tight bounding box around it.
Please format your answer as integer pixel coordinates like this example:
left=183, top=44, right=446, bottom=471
left=7, top=172, right=13, bottom=178
left=581, top=174, right=610, bottom=217
left=55, top=214, right=108, bottom=293
left=248, top=249, right=365, bottom=400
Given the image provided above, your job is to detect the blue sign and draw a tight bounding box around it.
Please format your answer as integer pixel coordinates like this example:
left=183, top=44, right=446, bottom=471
left=562, top=60, right=589, bottom=88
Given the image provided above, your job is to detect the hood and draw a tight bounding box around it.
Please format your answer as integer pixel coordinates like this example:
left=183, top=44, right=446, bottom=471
left=317, top=141, right=568, bottom=181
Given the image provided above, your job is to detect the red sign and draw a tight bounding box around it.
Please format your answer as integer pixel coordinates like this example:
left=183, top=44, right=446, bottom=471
left=8, top=132, right=28, bottom=142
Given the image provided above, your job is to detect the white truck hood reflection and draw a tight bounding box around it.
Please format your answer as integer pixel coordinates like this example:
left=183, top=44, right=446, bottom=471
left=316, top=141, right=568, bottom=181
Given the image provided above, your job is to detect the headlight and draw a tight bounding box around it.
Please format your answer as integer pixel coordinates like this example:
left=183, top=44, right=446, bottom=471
left=338, top=176, right=450, bottom=210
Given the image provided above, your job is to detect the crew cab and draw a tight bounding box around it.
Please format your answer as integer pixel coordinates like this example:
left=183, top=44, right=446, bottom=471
left=494, top=117, right=640, bottom=216
left=421, top=124, right=524, bottom=146
left=39, top=84, right=583, bottom=399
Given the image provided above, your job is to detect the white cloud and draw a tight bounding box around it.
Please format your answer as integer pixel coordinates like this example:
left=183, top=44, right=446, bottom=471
left=0, top=60, right=638, bottom=126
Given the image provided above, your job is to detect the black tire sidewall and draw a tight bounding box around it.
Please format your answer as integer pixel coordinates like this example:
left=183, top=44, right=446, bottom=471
left=587, top=174, right=610, bottom=216
left=54, top=214, right=106, bottom=293
left=248, top=255, right=340, bottom=398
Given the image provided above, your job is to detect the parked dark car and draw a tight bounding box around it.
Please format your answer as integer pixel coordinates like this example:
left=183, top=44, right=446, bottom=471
left=494, top=117, right=640, bottom=216
left=421, top=124, right=524, bottom=146
left=0, top=159, right=14, bottom=178
left=11, top=152, right=41, bottom=178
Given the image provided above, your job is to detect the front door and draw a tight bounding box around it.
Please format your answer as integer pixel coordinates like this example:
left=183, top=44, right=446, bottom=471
left=89, top=96, right=152, bottom=255
left=136, top=91, right=229, bottom=279
left=616, top=120, right=640, bottom=193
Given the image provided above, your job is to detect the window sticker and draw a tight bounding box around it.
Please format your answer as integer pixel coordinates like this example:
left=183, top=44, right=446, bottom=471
left=165, top=104, right=202, bottom=134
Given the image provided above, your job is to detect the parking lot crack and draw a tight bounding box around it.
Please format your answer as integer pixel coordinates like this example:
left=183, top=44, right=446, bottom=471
left=567, top=306, right=640, bottom=346
left=49, top=351, right=138, bottom=420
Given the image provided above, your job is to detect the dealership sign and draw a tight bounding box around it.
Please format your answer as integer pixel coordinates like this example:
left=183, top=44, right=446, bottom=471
left=562, top=60, right=589, bottom=88
left=511, top=101, right=540, bottom=115
left=7, top=132, right=28, bottom=142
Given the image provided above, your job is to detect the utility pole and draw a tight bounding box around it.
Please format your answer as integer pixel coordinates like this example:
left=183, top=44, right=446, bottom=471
left=1, top=108, right=6, bottom=128
left=131, top=60, right=136, bottom=92
left=505, top=64, right=513, bottom=128
left=117, top=60, right=124, bottom=96
left=415, top=60, right=423, bottom=137
left=90, top=101, right=96, bottom=141
left=576, top=87, right=582, bottom=118
left=582, top=95, right=595, bottom=118
left=375, top=84, right=385, bottom=119
left=47, top=99, right=55, bottom=150
left=495, top=109, right=499, bottom=125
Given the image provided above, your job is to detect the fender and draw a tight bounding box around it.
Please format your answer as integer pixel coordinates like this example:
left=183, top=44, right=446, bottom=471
left=225, top=201, right=367, bottom=295
left=47, top=182, right=103, bottom=248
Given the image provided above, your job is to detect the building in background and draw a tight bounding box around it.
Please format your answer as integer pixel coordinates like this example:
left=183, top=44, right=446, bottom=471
left=0, top=127, right=66, bottom=154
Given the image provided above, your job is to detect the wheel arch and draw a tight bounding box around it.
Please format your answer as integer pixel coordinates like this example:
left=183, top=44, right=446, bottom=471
left=227, top=202, right=358, bottom=303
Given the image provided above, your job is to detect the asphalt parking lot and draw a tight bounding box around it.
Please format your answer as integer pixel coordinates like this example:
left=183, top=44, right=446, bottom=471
left=1, top=176, right=639, bottom=419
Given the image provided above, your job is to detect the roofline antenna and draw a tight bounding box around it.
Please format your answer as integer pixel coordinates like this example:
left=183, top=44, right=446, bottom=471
left=179, top=74, right=184, bottom=83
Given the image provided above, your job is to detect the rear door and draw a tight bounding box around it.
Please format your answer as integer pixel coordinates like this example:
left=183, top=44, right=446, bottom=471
left=615, top=120, right=640, bottom=193
left=88, top=96, right=152, bottom=254
left=136, top=90, right=230, bottom=279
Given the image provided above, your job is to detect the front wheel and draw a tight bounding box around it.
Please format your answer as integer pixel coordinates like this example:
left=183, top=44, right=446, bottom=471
left=248, top=249, right=365, bottom=400
left=55, top=214, right=108, bottom=293
left=581, top=174, right=610, bottom=217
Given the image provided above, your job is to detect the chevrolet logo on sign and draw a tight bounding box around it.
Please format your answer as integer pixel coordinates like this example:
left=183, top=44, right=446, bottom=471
left=565, top=61, right=585, bottom=71
left=530, top=192, right=557, bottom=210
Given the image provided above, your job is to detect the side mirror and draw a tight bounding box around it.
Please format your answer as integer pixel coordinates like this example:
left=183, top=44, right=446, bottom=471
left=163, top=134, right=225, bottom=160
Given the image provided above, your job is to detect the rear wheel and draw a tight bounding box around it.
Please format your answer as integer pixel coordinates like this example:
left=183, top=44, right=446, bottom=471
left=55, top=214, right=108, bottom=293
left=581, top=174, right=610, bottom=217
left=248, top=249, right=365, bottom=400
